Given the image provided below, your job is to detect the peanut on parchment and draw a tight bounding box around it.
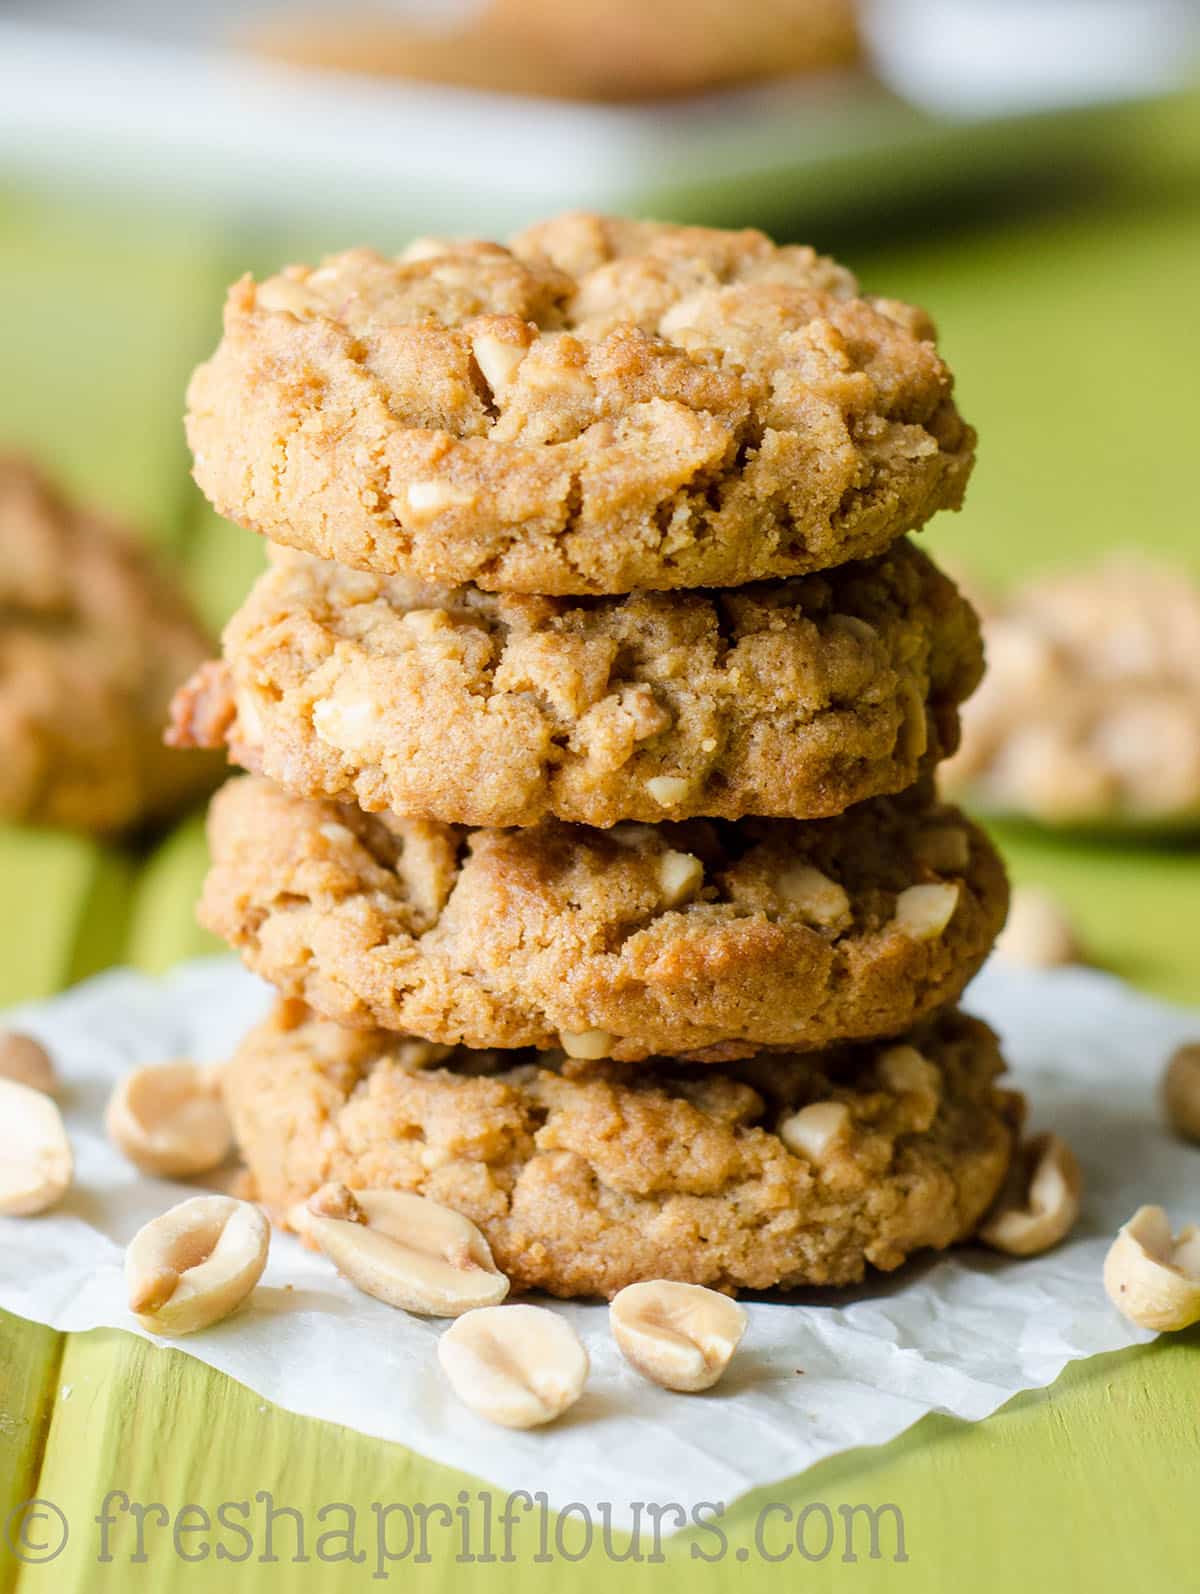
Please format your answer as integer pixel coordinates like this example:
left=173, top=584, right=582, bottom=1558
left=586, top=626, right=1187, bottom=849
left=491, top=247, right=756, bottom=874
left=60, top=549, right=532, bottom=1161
left=0, top=1078, right=72, bottom=1216
left=126, top=1195, right=269, bottom=1336
left=1103, top=1205, right=1200, bottom=1333
left=609, top=1280, right=747, bottom=1392
left=979, top=1133, right=1082, bottom=1257
left=438, top=1305, right=589, bottom=1429
left=1162, top=1044, right=1200, bottom=1144
left=305, top=1184, right=509, bottom=1317
left=0, top=1030, right=58, bottom=1095
left=106, top=1060, right=233, bottom=1178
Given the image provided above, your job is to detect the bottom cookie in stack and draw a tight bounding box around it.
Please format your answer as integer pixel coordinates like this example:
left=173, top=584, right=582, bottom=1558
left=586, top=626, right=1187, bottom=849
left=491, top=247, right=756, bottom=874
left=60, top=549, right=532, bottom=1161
left=222, top=999, right=1024, bottom=1300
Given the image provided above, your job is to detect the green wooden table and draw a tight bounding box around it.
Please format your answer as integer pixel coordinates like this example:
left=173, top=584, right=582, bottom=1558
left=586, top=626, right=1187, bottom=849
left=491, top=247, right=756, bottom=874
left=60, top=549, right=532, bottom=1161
left=2, top=94, right=1199, bottom=1591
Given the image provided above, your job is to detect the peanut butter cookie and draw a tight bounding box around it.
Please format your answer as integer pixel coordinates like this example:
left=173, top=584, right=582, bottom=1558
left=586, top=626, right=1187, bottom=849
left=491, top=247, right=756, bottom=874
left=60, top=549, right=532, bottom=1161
left=186, top=214, right=974, bottom=595
left=246, top=0, right=860, bottom=103
left=170, top=540, right=981, bottom=827
left=200, top=775, right=1008, bottom=1060
left=0, top=456, right=221, bottom=832
left=226, top=1000, right=1020, bottom=1298
left=943, top=557, right=1200, bottom=827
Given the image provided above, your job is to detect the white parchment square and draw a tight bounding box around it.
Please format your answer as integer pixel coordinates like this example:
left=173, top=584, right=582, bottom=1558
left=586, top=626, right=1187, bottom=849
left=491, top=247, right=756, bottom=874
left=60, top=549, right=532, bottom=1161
left=1, top=957, right=1189, bottom=1527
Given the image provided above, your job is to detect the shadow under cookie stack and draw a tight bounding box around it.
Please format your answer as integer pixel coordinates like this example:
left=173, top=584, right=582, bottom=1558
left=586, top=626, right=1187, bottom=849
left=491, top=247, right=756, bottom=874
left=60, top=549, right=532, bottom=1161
left=173, top=212, right=1023, bottom=1301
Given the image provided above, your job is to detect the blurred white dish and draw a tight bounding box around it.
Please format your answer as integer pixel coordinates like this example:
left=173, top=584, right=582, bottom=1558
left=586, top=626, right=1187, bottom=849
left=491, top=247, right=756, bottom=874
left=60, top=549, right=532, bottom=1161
left=0, top=10, right=1193, bottom=236
left=863, top=0, right=1200, bottom=115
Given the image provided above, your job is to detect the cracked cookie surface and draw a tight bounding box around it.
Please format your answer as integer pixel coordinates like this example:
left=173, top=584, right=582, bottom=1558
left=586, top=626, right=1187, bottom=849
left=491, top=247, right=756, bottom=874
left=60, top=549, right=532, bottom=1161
left=186, top=213, right=975, bottom=595
left=0, top=456, right=222, bottom=832
left=171, top=540, right=982, bottom=827
left=226, top=1000, right=1020, bottom=1297
left=200, top=774, right=1008, bottom=1059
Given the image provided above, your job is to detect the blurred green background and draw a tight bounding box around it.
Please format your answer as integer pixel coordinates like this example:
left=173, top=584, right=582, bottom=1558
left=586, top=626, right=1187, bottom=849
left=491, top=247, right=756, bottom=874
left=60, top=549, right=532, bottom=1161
left=1, top=46, right=1199, bottom=1594
left=3, top=88, right=1197, bottom=1008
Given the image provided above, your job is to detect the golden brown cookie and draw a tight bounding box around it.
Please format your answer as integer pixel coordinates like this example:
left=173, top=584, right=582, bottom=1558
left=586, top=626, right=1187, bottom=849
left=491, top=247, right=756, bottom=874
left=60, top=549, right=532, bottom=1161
left=186, top=214, right=974, bottom=595
left=169, top=540, right=982, bottom=827
left=226, top=1000, right=1020, bottom=1298
left=942, top=558, right=1200, bottom=827
left=245, top=0, right=860, bottom=102
left=200, top=774, right=1008, bottom=1060
left=0, top=456, right=221, bottom=832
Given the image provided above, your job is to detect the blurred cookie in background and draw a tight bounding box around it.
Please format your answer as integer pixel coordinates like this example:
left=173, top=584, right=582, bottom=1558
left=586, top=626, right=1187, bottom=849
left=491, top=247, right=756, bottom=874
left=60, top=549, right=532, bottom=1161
left=0, top=456, right=223, bottom=834
left=246, top=0, right=861, bottom=102
left=941, top=558, right=1200, bottom=830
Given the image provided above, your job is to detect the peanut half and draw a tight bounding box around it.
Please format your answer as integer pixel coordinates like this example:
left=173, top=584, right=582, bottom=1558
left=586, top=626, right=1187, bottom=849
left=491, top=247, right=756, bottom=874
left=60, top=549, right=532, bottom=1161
left=979, top=1133, right=1082, bottom=1257
left=0, top=1078, right=72, bottom=1215
left=0, top=1030, right=58, bottom=1095
left=1103, top=1205, right=1200, bottom=1332
left=438, top=1305, right=589, bottom=1428
left=106, top=1060, right=233, bottom=1179
left=610, top=1281, right=747, bottom=1392
left=126, top=1195, right=269, bottom=1336
left=993, top=885, right=1081, bottom=969
left=305, top=1185, right=509, bottom=1317
left=1162, top=1043, right=1200, bottom=1143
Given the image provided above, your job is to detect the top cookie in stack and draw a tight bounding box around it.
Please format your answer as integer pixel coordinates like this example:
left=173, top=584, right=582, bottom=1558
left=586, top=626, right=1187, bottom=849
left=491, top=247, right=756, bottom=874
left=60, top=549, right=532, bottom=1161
left=177, top=214, right=1006, bottom=1065
left=186, top=213, right=974, bottom=596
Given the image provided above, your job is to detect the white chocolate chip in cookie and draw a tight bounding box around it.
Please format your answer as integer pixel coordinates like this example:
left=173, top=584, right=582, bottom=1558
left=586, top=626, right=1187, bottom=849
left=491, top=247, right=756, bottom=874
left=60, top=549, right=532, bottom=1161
left=658, top=850, right=704, bottom=908
left=1103, top=1205, right=1200, bottom=1331
left=305, top=1184, right=509, bottom=1317
left=609, top=1280, right=747, bottom=1392
left=608, top=822, right=657, bottom=850
left=438, top=1304, right=589, bottom=1428
left=399, top=236, right=453, bottom=263
left=827, top=613, right=878, bottom=644
left=877, top=1044, right=939, bottom=1098
left=312, top=693, right=382, bottom=756
left=876, top=1044, right=939, bottom=1132
left=979, top=1133, right=1082, bottom=1257
left=232, top=686, right=265, bottom=746
left=778, top=864, right=851, bottom=929
left=471, top=330, right=529, bottom=395
left=778, top=1100, right=851, bottom=1164
left=559, top=1029, right=614, bottom=1061
left=256, top=275, right=319, bottom=317
left=106, top=1061, right=233, bottom=1179
left=645, top=775, right=691, bottom=808
left=893, top=881, right=960, bottom=940
left=0, top=1079, right=72, bottom=1215
left=126, top=1195, right=269, bottom=1336
left=404, top=480, right=477, bottom=518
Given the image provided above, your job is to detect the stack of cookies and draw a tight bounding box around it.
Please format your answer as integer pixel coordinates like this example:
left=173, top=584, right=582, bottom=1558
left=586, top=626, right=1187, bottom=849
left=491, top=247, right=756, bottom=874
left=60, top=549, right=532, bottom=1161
left=172, top=213, right=1022, bottom=1299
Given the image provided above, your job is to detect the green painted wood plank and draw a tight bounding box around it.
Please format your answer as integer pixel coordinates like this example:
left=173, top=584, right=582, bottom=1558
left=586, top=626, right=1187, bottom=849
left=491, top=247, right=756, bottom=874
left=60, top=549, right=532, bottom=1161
left=996, top=822, right=1200, bottom=1003
left=0, top=189, right=223, bottom=549
left=8, top=1321, right=1197, bottom=1592
left=0, top=1313, right=62, bottom=1594
left=697, top=1331, right=1200, bottom=1594
left=2, top=96, right=1199, bottom=1594
left=124, top=816, right=221, bottom=976
left=181, top=507, right=267, bottom=640
left=0, top=832, right=135, bottom=1008
left=855, top=185, right=1200, bottom=589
